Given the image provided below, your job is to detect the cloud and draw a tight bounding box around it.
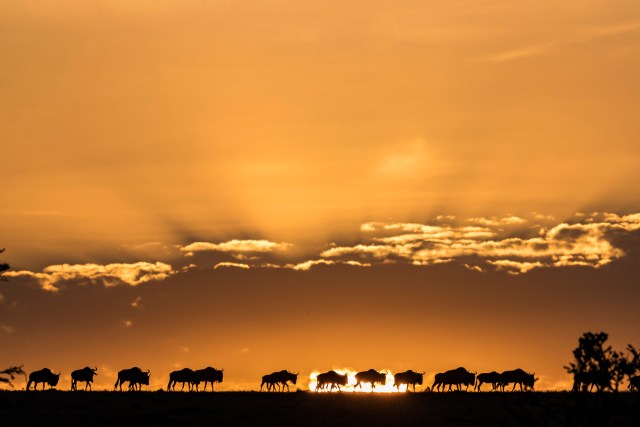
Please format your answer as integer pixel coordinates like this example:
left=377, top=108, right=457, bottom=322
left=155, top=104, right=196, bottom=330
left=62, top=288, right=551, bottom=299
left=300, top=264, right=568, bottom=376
left=481, top=21, right=640, bottom=63
left=131, top=296, right=143, bottom=309
left=286, top=259, right=371, bottom=271
left=482, top=43, right=556, bottom=62
left=180, top=239, right=292, bottom=257
left=5, top=262, right=174, bottom=292
left=321, top=212, right=640, bottom=274
left=213, top=262, right=250, bottom=270
left=1, top=325, right=15, bottom=334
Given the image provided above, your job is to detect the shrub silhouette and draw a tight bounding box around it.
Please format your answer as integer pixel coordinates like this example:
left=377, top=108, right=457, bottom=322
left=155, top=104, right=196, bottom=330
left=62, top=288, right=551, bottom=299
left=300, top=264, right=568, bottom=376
left=0, top=365, right=26, bottom=389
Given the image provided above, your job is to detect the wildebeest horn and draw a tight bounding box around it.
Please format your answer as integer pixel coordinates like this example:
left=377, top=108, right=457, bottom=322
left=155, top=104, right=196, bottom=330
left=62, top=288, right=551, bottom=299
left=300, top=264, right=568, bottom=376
left=147, top=370, right=150, bottom=374
left=420, top=372, right=425, bottom=375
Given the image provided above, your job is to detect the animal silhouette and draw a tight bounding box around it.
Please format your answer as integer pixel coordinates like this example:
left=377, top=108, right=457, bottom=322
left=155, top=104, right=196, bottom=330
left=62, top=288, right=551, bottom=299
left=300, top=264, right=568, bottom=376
left=432, top=367, right=475, bottom=392
left=71, top=367, right=98, bottom=391
left=354, top=369, right=386, bottom=391
left=475, top=371, right=502, bottom=392
left=260, top=370, right=298, bottom=392
left=194, top=367, right=223, bottom=391
left=571, top=370, right=610, bottom=392
left=499, top=369, right=537, bottom=391
left=393, top=370, right=424, bottom=392
left=167, top=368, right=196, bottom=391
left=26, top=368, right=60, bottom=391
left=114, top=367, right=150, bottom=391
left=315, top=370, right=349, bottom=392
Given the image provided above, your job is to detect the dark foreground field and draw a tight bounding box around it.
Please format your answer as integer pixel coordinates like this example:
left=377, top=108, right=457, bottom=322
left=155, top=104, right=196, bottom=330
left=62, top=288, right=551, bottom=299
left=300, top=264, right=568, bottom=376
left=0, top=391, right=638, bottom=427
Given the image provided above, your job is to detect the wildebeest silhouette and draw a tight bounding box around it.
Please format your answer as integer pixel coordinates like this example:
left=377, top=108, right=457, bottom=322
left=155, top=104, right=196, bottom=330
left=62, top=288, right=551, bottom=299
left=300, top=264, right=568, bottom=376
left=315, top=370, right=349, bottom=392
left=194, top=367, right=223, bottom=391
left=475, top=371, right=502, bottom=392
left=499, top=369, right=537, bottom=391
left=71, top=367, right=98, bottom=391
left=354, top=369, right=387, bottom=391
left=432, top=367, right=475, bottom=392
left=571, top=370, right=610, bottom=392
left=393, top=370, right=424, bottom=392
left=26, top=368, right=60, bottom=391
left=114, top=367, right=150, bottom=391
left=167, top=368, right=196, bottom=391
left=260, top=370, right=298, bottom=392
left=629, top=375, right=640, bottom=391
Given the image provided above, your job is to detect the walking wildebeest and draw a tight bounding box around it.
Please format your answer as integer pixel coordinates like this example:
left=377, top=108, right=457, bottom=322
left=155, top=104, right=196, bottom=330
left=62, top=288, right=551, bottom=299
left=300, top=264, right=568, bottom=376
left=315, top=370, right=349, bottom=392
left=394, top=370, right=424, bottom=392
left=114, top=367, right=150, bottom=391
left=475, top=371, right=502, bottom=392
left=354, top=369, right=387, bottom=391
left=629, top=375, right=640, bottom=391
left=71, top=367, right=98, bottom=391
left=261, top=370, right=298, bottom=392
left=499, top=369, right=537, bottom=391
left=194, top=367, right=223, bottom=391
left=26, top=368, right=60, bottom=391
left=167, top=368, right=196, bottom=391
left=571, top=370, right=611, bottom=392
left=432, top=367, right=475, bottom=392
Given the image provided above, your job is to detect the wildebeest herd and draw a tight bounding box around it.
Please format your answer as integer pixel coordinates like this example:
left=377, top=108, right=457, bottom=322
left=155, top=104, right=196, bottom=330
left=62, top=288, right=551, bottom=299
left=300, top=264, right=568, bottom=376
left=20, top=366, right=640, bottom=392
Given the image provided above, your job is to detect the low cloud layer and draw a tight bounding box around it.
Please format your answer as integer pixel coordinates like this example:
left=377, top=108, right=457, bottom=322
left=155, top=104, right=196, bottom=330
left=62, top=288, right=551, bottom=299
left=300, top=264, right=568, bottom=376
left=5, top=213, right=640, bottom=290
left=321, top=213, right=640, bottom=274
left=5, top=262, right=174, bottom=292
left=180, top=240, right=292, bottom=257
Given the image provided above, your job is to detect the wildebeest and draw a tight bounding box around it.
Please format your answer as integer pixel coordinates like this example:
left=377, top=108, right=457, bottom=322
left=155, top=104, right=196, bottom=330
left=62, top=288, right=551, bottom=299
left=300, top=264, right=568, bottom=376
left=194, top=367, right=224, bottom=391
left=354, top=369, right=387, bottom=391
left=315, top=370, right=349, bottom=392
left=629, top=375, right=640, bottom=391
left=167, top=368, right=196, bottom=391
left=114, top=367, right=150, bottom=391
left=499, top=369, right=537, bottom=391
left=432, top=367, right=475, bottom=392
left=26, top=368, right=60, bottom=391
left=71, top=367, right=98, bottom=391
left=475, top=371, right=502, bottom=392
left=393, top=370, right=424, bottom=392
left=261, top=370, right=298, bottom=392
left=571, top=370, right=611, bottom=392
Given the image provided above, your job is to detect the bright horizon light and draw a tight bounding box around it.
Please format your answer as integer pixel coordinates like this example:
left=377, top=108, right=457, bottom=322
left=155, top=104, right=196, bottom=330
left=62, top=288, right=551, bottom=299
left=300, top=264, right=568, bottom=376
left=308, top=369, right=417, bottom=393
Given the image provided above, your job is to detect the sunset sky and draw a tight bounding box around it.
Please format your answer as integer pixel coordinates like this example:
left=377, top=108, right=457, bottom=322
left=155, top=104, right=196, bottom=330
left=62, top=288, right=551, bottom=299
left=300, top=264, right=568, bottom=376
left=2, top=0, right=640, bottom=391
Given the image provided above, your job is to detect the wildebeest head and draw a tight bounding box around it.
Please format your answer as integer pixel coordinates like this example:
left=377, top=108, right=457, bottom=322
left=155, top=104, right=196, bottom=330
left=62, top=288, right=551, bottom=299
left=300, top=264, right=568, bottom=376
left=524, top=373, right=537, bottom=389
left=141, top=370, right=151, bottom=385
left=290, top=372, right=298, bottom=385
left=49, top=373, right=61, bottom=387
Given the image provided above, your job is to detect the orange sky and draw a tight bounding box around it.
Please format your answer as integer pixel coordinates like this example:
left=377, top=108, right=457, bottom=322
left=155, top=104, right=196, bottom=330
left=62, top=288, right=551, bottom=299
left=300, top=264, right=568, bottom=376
left=1, top=0, right=640, bottom=391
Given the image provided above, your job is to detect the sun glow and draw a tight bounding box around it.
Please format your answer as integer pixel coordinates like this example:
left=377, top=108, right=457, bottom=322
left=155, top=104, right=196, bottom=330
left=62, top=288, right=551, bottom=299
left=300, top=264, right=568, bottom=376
left=308, top=369, right=410, bottom=393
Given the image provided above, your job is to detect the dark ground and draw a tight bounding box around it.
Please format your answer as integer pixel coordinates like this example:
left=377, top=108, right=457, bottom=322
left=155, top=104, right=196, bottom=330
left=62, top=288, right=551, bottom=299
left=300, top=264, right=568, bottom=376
left=0, top=391, right=638, bottom=427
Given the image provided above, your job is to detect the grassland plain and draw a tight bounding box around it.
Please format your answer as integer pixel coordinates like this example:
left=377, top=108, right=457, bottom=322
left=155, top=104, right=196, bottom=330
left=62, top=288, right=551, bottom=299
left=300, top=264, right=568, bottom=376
left=0, top=391, right=639, bottom=427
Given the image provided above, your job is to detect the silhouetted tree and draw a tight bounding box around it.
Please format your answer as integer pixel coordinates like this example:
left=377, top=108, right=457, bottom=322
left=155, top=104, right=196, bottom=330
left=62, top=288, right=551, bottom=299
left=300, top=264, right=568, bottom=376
left=0, top=365, right=26, bottom=389
left=566, top=332, right=640, bottom=392
left=0, top=248, right=9, bottom=280
left=565, top=332, right=613, bottom=391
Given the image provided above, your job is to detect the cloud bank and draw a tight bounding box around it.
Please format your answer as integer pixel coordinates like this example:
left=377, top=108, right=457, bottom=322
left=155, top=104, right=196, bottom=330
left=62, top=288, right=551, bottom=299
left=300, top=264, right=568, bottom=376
left=321, top=213, right=640, bottom=274
left=5, top=262, right=174, bottom=292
